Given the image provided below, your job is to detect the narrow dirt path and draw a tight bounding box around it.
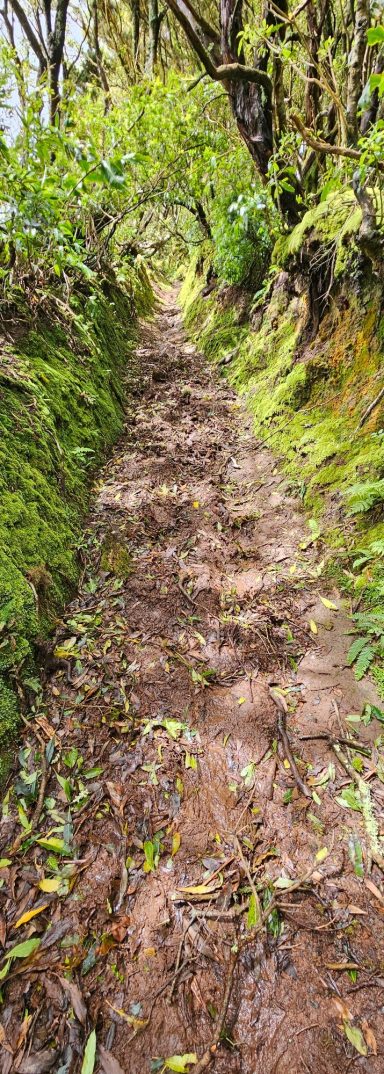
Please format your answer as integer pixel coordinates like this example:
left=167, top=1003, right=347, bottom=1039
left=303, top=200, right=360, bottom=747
left=1, top=291, right=384, bottom=1074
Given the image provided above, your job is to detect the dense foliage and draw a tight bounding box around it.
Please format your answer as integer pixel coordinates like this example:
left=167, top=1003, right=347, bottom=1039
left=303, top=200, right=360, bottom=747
left=1, top=2, right=383, bottom=293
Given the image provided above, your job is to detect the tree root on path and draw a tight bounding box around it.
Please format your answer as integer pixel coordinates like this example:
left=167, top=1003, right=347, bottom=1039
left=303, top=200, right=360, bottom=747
left=269, top=688, right=311, bottom=799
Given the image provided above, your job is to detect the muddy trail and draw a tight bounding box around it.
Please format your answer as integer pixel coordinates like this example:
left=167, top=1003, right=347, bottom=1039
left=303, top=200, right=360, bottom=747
left=1, top=290, right=384, bottom=1074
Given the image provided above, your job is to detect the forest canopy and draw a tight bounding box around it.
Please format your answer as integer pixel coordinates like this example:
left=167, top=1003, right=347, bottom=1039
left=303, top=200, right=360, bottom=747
left=0, top=1, right=383, bottom=294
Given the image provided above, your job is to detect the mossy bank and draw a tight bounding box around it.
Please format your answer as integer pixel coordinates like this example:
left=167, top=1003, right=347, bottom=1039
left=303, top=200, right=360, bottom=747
left=0, top=261, right=153, bottom=774
left=181, top=191, right=384, bottom=693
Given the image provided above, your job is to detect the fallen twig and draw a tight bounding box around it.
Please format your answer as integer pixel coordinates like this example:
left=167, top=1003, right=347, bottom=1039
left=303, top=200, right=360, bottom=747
left=269, top=688, right=311, bottom=798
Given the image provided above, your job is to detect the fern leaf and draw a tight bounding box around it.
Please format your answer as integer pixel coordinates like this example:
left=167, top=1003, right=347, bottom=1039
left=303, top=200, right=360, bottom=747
left=354, top=646, right=375, bottom=680
left=347, top=636, right=367, bottom=666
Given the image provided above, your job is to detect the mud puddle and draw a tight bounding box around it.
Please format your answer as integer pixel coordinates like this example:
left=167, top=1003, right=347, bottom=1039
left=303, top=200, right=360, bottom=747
left=1, top=291, right=383, bottom=1074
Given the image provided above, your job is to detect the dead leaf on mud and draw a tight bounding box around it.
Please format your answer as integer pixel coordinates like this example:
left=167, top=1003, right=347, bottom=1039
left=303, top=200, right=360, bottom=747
left=59, top=976, right=87, bottom=1024
left=16, top=1050, right=59, bottom=1073
left=98, top=1044, right=125, bottom=1074
left=361, top=1019, right=378, bottom=1055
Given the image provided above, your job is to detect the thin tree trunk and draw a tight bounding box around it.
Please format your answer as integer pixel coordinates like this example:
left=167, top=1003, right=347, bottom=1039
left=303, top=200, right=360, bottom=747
left=346, top=0, right=370, bottom=144
left=131, top=0, right=140, bottom=66
left=146, top=0, right=162, bottom=74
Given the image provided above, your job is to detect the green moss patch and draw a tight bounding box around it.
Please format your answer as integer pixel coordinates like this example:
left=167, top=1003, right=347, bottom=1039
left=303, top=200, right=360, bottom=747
left=182, top=193, right=384, bottom=690
left=0, top=264, right=153, bottom=763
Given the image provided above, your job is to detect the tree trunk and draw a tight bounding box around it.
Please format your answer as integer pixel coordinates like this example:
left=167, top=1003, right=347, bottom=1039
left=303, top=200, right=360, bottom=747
left=346, top=0, right=370, bottom=144
left=220, top=0, right=273, bottom=175
left=46, top=0, right=70, bottom=123
left=131, top=0, right=140, bottom=65
left=146, top=0, right=162, bottom=74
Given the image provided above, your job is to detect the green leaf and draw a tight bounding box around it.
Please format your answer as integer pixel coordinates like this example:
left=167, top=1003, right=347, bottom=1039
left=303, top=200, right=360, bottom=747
left=143, top=840, right=155, bottom=872
left=247, top=892, right=261, bottom=928
left=367, top=26, right=384, bottom=46
left=336, top=786, right=362, bottom=811
left=354, top=646, right=375, bottom=680
left=343, top=1022, right=367, bottom=1056
left=370, top=705, right=384, bottom=723
left=5, top=938, right=41, bottom=960
left=36, top=837, right=66, bottom=854
left=81, top=1030, right=97, bottom=1074
left=164, top=1055, right=197, bottom=1072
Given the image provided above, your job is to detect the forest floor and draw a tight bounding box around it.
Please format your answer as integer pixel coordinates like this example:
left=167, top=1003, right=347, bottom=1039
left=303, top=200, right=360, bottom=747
left=1, top=290, right=384, bottom=1074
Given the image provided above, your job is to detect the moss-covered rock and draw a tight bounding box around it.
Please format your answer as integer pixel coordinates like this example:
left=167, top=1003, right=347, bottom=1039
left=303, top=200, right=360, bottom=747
left=0, top=263, right=153, bottom=763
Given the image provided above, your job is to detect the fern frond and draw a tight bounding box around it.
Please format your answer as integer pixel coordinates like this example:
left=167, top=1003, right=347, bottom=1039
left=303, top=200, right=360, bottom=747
left=346, top=480, right=384, bottom=515
left=347, top=636, right=368, bottom=666
left=354, top=645, right=375, bottom=680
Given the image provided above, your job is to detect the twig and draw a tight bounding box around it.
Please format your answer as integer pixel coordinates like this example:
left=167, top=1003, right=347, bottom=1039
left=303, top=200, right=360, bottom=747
left=269, top=689, right=311, bottom=798
left=358, top=386, right=384, bottom=429
left=299, top=733, right=371, bottom=757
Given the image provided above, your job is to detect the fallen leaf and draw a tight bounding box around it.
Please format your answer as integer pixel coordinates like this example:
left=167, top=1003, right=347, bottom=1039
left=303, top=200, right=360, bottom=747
left=15, top=1013, right=33, bottom=1051
left=14, top=904, right=48, bottom=928
left=326, top=962, right=359, bottom=971
left=361, top=1019, right=377, bottom=1055
left=177, top=881, right=221, bottom=896
left=364, top=877, right=384, bottom=904
left=332, top=997, right=353, bottom=1021
left=172, top=832, right=181, bottom=856
left=309, top=620, right=318, bottom=635
left=348, top=905, right=367, bottom=915
left=59, top=977, right=87, bottom=1025
left=39, top=877, right=61, bottom=893
left=344, top=1022, right=367, bottom=1056
left=17, top=1049, right=59, bottom=1073
left=81, top=1029, right=97, bottom=1074
left=165, top=1056, right=197, bottom=1073
left=319, top=596, right=338, bottom=611
left=98, top=1045, right=125, bottom=1074
left=3, top=938, right=41, bottom=961
left=237, top=697, right=246, bottom=705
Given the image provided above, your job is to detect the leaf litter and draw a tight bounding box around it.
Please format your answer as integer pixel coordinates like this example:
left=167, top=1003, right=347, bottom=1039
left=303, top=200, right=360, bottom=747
left=0, top=290, right=383, bottom=1073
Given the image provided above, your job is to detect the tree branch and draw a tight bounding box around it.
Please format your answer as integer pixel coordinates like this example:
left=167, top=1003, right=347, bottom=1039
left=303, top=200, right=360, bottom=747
left=291, top=111, right=384, bottom=173
left=8, top=0, right=47, bottom=71
left=166, top=0, right=272, bottom=91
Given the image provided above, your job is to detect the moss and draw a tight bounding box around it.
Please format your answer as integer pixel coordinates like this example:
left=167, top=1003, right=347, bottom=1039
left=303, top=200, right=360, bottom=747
left=100, top=536, right=133, bottom=579
left=0, top=264, right=153, bottom=758
left=182, top=190, right=384, bottom=688
left=273, top=190, right=362, bottom=270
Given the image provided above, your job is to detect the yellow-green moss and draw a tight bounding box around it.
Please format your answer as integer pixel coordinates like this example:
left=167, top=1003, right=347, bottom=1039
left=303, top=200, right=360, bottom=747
left=0, top=264, right=153, bottom=766
left=182, top=194, right=384, bottom=690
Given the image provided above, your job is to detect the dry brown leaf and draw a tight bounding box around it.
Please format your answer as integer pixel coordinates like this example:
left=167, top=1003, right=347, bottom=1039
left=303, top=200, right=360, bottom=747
left=361, top=1018, right=377, bottom=1056
left=98, top=1045, right=125, bottom=1074
left=58, top=977, right=87, bottom=1025
left=15, top=1014, right=33, bottom=1051
left=348, top=904, right=367, bottom=915
left=332, top=997, right=353, bottom=1022
left=364, top=877, right=384, bottom=904
left=16, top=1050, right=59, bottom=1073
